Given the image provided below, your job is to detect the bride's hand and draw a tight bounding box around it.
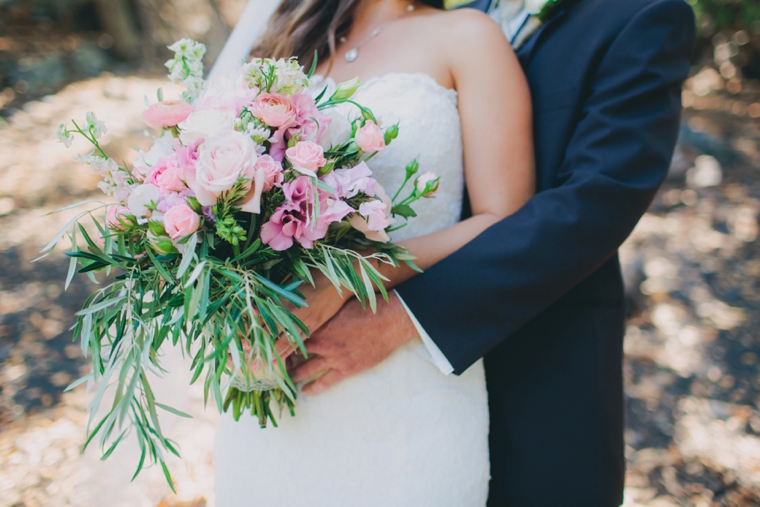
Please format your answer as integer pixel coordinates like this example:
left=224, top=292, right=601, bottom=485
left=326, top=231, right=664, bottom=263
left=275, top=271, right=348, bottom=359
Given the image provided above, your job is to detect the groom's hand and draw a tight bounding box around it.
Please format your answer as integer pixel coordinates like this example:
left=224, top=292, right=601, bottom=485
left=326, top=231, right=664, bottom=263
left=289, top=291, right=418, bottom=395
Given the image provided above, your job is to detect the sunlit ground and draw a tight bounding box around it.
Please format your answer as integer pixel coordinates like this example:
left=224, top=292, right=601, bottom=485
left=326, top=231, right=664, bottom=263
left=1, top=63, right=759, bottom=506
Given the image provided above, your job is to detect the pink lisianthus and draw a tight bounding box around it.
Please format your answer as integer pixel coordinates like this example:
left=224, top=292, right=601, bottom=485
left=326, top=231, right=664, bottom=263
left=156, top=189, right=193, bottom=213
left=347, top=183, right=394, bottom=243
left=285, top=140, right=327, bottom=177
left=288, top=93, right=332, bottom=141
left=320, top=162, right=376, bottom=199
left=163, top=204, right=201, bottom=240
left=252, top=93, right=297, bottom=128
left=359, top=200, right=392, bottom=231
left=106, top=205, right=133, bottom=230
left=354, top=121, right=386, bottom=153
left=143, top=101, right=195, bottom=129
left=176, top=138, right=203, bottom=175
left=268, top=127, right=287, bottom=163
left=260, top=177, right=352, bottom=251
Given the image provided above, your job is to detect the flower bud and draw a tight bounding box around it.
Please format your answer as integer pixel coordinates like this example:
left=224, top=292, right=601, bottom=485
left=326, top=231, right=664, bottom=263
left=148, top=220, right=167, bottom=237
left=148, top=232, right=176, bottom=255
left=329, top=77, right=362, bottom=101
left=405, top=159, right=419, bottom=178
left=415, top=171, right=440, bottom=197
left=384, top=124, right=399, bottom=145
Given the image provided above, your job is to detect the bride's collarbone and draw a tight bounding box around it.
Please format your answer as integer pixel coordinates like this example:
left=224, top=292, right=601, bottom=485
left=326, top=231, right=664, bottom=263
left=314, top=15, right=454, bottom=89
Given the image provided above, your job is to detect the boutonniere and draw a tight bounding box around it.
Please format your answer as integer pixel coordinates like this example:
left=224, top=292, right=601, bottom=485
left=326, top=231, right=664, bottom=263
left=533, top=0, right=564, bottom=22
left=513, top=0, right=570, bottom=49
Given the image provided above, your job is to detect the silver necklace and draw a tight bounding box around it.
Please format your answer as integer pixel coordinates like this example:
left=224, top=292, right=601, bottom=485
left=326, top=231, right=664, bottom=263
left=341, top=3, right=415, bottom=63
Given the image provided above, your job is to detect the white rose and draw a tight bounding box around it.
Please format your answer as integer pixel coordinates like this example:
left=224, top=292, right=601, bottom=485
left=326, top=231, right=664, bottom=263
left=190, top=130, right=256, bottom=206
left=179, top=108, right=236, bottom=144
left=318, top=106, right=353, bottom=151
left=127, top=184, right=160, bottom=217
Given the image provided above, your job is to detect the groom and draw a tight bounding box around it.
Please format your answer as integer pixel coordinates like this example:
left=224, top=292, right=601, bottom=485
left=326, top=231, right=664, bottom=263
left=291, top=0, right=695, bottom=505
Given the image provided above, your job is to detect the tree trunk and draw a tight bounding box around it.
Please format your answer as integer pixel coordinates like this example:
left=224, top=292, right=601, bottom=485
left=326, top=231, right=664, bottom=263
left=132, top=0, right=230, bottom=67
left=92, top=0, right=142, bottom=60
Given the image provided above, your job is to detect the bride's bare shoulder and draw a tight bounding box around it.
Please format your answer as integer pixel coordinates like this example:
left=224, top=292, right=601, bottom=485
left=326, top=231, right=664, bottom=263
left=419, top=7, right=513, bottom=57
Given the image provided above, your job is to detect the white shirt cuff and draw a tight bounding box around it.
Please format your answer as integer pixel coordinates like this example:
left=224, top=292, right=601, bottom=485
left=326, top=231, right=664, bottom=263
left=394, top=290, right=454, bottom=375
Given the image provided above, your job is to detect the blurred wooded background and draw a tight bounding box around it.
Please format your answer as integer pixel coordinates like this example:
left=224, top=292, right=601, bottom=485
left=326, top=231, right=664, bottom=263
left=1, top=1, right=760, bottom=506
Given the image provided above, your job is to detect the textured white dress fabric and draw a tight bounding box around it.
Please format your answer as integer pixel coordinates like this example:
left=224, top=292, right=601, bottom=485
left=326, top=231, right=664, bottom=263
left=213, top=73, right=490, bottom=507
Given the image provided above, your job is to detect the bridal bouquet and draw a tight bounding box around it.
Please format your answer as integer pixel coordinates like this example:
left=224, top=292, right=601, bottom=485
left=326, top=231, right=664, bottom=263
left=47, top=39, right=439, bottom=486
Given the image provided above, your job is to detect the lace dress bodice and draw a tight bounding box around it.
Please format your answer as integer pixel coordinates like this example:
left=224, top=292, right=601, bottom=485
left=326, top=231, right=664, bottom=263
left=345, top=73, right=464, bottom=241
left=214, top=73, right=489, bottom=507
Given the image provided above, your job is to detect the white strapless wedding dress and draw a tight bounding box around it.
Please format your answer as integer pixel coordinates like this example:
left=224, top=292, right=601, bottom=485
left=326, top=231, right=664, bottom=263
left=213, top=73, right=490, bottom=507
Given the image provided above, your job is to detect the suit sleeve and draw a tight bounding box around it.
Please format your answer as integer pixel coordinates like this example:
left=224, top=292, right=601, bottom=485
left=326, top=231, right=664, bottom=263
left=395, top=0, right=696, bottom=374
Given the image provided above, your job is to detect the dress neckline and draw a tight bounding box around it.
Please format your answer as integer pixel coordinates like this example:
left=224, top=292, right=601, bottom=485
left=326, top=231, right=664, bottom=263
left=313, top=72, right=457, bottom=97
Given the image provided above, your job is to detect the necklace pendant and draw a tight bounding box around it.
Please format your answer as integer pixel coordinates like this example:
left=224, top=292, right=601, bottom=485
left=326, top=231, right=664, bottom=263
left=345, top=48, right=359, bottom=63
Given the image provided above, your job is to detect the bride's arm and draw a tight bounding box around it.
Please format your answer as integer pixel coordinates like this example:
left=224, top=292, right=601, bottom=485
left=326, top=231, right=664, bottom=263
left=376, top=10, right=534, bottom=287
left=280, top=12, right=533, bottom=343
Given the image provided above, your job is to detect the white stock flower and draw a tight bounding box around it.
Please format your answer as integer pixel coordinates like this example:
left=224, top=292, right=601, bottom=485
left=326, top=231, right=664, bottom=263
left=54, top=123, right=73, bottom=147
left=247, top=125, right=271, bottom=144
left=167, top=38, right=206, bottom=61
left=241, top=58, right=272, bottom=89
left=274, top=58, right=309, bottom=94
left=179, top=108, right=236, bottom=144
left=86, top=112, right=107, bottom=138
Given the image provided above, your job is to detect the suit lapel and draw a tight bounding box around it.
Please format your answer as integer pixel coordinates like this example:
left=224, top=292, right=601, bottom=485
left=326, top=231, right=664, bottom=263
left=516, top=7, right=569, bottom=67
left=452, top=0, right=493, bottom=12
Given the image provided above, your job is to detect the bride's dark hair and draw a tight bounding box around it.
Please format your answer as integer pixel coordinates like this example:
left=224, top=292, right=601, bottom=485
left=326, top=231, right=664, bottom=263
left=252, top=0, right=444, bottom=72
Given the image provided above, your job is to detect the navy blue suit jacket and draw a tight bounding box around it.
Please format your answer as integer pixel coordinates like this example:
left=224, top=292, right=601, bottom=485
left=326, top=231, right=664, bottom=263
left=396, top=0, right=695, bottom=505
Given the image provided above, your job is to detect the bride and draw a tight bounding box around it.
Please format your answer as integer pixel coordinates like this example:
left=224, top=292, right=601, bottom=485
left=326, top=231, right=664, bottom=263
left=212, top=0, right=533, bottom=505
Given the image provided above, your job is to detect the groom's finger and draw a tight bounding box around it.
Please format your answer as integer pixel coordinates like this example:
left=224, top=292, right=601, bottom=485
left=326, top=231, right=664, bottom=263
left=290, top=357, right=329, bottom=383
left=301, top=369, right=345, bottom=396
left=274, top=334, right=301, bottom=360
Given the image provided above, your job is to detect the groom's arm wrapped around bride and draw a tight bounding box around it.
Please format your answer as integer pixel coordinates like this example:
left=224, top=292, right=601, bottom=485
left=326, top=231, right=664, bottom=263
left=403, top=0, right=696, bottom=372
left=298, top=0, right=695, bottom=505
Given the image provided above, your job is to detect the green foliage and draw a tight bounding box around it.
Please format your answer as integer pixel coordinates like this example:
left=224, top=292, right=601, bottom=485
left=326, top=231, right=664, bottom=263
left=687, top=0, right=760, bottom=37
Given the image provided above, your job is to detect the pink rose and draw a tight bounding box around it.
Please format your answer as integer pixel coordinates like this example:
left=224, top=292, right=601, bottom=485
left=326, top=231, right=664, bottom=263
left=415, top=171, right=440, bottom=197
left=189, top=130, right=257, bottom=206
left=285, top=141, right=327, bottom=177
left=237, top=154, right=283, bottom=214
left=145, top=156, right=187, bottom=193
left=354, top=121, right=386, bottom=153
left=253, top=155, right=283, bottom=192
left=106, top=205, right=133, bottom=230
left=143, top=101, right=195, bottom=129
left=252, top=93, right=297, bottom=128
left=163, top=204, right=201, bottom=240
